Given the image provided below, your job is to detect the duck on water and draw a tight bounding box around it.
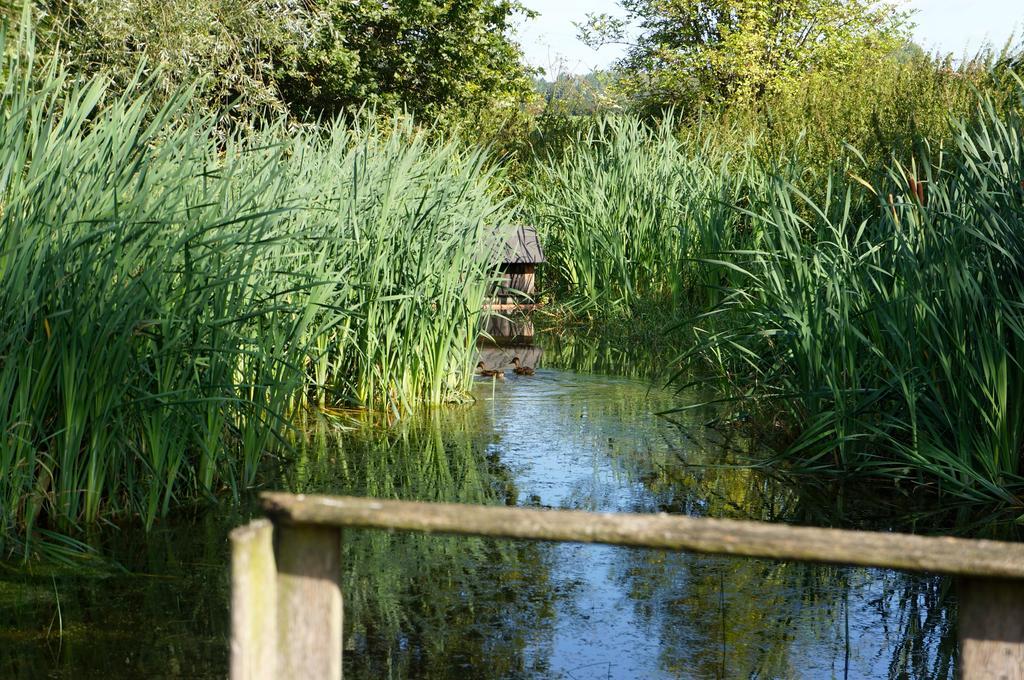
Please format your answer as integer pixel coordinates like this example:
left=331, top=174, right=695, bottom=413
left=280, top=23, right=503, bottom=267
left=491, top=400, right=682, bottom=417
left=476, top=361, right=505, bottom=379
left=510, top=356, right=535, bottom=376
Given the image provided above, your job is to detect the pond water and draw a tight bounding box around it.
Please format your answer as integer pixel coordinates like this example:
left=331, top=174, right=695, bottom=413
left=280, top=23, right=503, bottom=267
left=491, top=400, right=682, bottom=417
left=0, top=355, right=956, bottom=678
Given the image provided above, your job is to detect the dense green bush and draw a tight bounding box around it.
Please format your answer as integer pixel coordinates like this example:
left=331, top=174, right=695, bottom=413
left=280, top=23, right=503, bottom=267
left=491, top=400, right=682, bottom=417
left=18, top=0, right=537, bottom=125
left=719, top=46, right=1010, bottom=174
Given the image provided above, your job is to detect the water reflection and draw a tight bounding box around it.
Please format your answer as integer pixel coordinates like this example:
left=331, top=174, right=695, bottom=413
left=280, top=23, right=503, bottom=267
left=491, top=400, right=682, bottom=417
left=1, top=369, right=958, bottom=678
left=467, top=370, right=955, bottom=678
left=0, top=510, right=238, bottom=678
left=538, top=321, right=686, bottom=381
left=282, top=410, right=557, bottom=678
left=478, top=312, right=542, bottom=380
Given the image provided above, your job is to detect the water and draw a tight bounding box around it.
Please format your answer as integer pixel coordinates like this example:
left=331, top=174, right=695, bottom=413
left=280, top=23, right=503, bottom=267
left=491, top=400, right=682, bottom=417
left=0, top=367, right=955, bottom=678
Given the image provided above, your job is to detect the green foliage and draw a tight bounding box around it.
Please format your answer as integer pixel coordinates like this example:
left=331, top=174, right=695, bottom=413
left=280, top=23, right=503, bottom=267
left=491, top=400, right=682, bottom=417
left=27, top=0, right=537, bottom=124
left=532, top=70, right=624, bottom=116
left=582, top=0, right=910, bottom=114
left=682, top=83, right=1024, bottom=506
left=525, top=29, right=1024, bottom=507
left=280, top=0, right=539, bottom=121
left=723, top=46, right=1011, bottom=174
left=524, top=45, right=1013, bottom=310
left=0, top=31, right=509, bottom=557
left=31, top=0, right=306, bottom=121
left=526, top=114, right=755, bottom=313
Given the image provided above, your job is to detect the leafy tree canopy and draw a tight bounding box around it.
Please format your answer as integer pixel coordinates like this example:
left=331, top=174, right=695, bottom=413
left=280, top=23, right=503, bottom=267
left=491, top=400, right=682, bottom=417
left=533, top=70, right=623, bottom=115
left=282, top=0, right=538, bottom=121
left=580, top=0, right=912, bottom=113
left=26, top=0, right=537, bottom=123
left=29, top=0, right=302, bottom=120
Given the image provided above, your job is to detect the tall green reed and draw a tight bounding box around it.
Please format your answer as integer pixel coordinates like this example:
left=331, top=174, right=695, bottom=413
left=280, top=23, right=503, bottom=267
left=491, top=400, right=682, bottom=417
left=681, top=82, right=1024, bottom=507
left=527, top=114, right=755, bottom=314
left=0, top=26, right=508, bottom=557
left=524, top=47, right=1024, bottom=508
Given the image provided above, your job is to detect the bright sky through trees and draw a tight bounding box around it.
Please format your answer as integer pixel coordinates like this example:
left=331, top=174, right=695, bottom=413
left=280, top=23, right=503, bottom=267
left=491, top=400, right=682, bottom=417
left=516, top=0, right=1024, bottom=76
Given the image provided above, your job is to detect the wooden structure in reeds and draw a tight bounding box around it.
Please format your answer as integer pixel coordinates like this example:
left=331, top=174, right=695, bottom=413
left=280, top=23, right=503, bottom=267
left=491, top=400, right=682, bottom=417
left=230, top=493, right=1024, bottom=679
left=488, top=225, right=544, bottom=312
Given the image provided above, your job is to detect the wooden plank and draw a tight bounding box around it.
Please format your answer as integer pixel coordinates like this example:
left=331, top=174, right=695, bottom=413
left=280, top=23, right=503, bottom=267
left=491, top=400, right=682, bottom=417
left=230, top=519, right=278, bottom=680
left=483, top=303, right=539, bottom=312
left=274, top=524, right=343, bottom=680
left=959, top=577, right=1024, bottom=679
left=261, top=492, right=1024, bottom=579
left=502, top=224, right=545, bottom=264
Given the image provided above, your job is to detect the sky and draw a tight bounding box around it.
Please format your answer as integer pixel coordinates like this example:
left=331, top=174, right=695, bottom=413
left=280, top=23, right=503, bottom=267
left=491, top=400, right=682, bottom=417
left=514, top=0, right=1024, bottom=77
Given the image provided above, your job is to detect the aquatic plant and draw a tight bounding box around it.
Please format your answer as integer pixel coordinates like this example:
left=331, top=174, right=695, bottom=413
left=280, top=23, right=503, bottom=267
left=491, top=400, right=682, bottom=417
left=0, top=26, right=507, bottom=557
left=526, top=114, right=753, bottom=314
left=277, top=409, right=553, bottom=679
left=525, top=44, right=1024, bottom=509
left=682, top=83, right=1024, bottom=507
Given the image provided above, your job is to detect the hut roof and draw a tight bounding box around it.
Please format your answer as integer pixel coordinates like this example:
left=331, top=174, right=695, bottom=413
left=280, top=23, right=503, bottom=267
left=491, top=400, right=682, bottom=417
left=502, top=225, right=545, bottom=264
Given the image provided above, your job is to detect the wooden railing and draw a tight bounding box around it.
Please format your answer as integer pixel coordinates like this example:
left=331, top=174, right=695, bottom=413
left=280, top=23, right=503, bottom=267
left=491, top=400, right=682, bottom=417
left=230, top=492, right=1024, bottom=679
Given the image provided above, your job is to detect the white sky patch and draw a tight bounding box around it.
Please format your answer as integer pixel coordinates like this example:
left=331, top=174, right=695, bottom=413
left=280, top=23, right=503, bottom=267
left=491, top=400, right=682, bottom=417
left=514, top=0, right=1024, bottom=76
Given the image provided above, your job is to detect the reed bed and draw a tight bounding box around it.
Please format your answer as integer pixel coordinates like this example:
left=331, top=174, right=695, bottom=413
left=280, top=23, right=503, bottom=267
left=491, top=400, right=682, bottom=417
left=687, top=87, right=1024, bottom=506
left=526, top=115, right=754, bottom=313
left=0, top=33, right=507, bottom=557
left=528, top=74, right=1024, bottom=510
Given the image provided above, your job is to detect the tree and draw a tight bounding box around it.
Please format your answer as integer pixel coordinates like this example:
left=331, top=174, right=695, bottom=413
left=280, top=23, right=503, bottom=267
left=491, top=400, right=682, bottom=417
left=31, top=0, right=309, bottom=121
left=580, top=0, right=911, bottom=113
left=27, top=0, right=538, bottom=124
left=533, top=70, right=622, bottom=116
left=280, top=0, right=539, bottom=121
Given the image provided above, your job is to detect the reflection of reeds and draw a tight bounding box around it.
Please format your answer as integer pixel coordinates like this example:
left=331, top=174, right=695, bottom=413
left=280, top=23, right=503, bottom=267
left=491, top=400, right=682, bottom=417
left=615, top=548, right=954, bottom=678
left=280, top=410, right=556, bottom=679
left=611, top=426, right=957, bottom=677
left=0, top=409, right=554, bottom=678
left=283, top=407, right=499, bottom=501
left=0, top=29, right=506, bottom=556
left=538, top=310, right=687, bottom=381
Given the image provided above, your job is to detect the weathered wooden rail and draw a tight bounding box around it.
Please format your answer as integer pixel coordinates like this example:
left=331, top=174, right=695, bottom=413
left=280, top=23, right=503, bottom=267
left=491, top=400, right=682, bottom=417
left=230, top=492, right=1024, bottom=679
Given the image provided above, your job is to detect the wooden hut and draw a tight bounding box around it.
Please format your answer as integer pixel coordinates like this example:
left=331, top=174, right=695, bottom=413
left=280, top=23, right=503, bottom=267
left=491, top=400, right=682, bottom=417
left=490, top=225, right=545, bottom=311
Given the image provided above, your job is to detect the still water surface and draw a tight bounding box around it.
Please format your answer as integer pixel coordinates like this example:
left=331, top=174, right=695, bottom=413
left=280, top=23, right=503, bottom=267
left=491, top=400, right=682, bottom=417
left=0, top=367, right=954, bottom=678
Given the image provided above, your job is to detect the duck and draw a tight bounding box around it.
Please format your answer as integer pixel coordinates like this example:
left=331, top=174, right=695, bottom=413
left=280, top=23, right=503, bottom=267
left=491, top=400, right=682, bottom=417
left=510, top=356, right=535, bottom=376
left=476, top=361, right=505, bottom=379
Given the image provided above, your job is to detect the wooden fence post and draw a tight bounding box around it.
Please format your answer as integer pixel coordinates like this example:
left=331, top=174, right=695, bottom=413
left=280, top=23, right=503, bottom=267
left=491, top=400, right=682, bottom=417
left=275, top=523, right=344, bottom=679
left=959, top=577, right=1024, bottom=679
left=250, top=493, right=1024, bottom=680
left=230, top=519, right=278, bottom=680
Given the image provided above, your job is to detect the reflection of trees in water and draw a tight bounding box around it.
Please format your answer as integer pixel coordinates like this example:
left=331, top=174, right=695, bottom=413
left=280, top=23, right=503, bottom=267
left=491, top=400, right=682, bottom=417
left=622, top=435, right=951, bottom=678
left=284, top=409, right=558, bottom=679
left=1, top=374, right=973, bottom=678
left=882, top=575, right=956, bottom=679
left=548, top=397, right=958, bottom=679
left=606, top=549, right=955, bottom=679
left=0, top=508, right=240, bottom=678
left=2, top=407, right=558, bottom=679
left=343, top=533, right=555, bottom=678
